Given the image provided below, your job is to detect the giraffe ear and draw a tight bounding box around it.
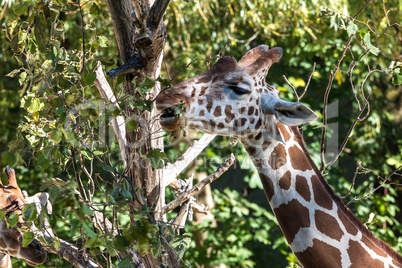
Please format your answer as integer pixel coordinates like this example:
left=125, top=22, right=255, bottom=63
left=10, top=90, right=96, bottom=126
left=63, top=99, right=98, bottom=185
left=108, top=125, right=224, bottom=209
left=245, top=47, right=283, bottom=76
left=261, top=95, right=318, bottom=126
left=238, top=45, right=270, bottom=67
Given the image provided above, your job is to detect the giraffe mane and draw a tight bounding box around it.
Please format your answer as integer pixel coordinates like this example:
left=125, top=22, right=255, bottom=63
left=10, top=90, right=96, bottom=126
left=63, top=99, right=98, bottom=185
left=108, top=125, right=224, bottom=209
left=290, top=125, right=402, bottom=265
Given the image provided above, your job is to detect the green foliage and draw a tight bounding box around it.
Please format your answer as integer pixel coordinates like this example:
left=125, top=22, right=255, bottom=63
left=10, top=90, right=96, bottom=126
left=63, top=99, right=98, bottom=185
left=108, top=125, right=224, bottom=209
left=0, top=0, right=400, bottom=267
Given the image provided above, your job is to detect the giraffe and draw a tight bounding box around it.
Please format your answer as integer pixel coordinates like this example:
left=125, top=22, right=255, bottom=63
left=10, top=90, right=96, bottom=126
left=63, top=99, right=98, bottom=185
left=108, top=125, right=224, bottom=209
left=0, top=166, right=47, bottom=267
left=155, top=45, right=402, bottom=268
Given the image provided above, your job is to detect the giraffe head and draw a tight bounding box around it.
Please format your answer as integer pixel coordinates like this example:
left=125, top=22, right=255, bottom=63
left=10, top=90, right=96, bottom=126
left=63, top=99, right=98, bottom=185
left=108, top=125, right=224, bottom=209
left=156, top=45, right=318, bottom=141
left=0, top=166, right=47, bottom=266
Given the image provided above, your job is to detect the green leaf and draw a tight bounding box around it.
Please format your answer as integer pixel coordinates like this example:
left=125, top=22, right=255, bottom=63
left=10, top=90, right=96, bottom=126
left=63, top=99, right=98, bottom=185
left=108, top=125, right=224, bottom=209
left=85, top=236, right=103, bottom=248
left=0, top=211, right=5, bottom=222
left=49, top=129, right=63, bottom=143
left=1, top=151, right=17, bottom=166
left=82, top=222, right=97, bottom=238
left=146, top=149, right=168, bottom=169
left=103, top=165, right=117, bottom=173
left=138, top=77, right=155, bottom=96
left=6, top=69, right=20, bottom=78
left=27, top=98, right=43, bottom=114
left=22, top=203, right=37, bottom=222
left=347, top=22, right=358, bottom=36
left=113, top=235, right=130, bottom=252
left=80, top=149, right=93, bottom=160
left=14, top=3, right=29, bottom=15
left=22, top=231, right=35, bottom=247
left=118, top=257, right=136, bottom=268
left=98, top=36, right=108, bottom=48
left=18, top=71, right=27, bottom=85
left=363, top=33, right=380, bottom=56
left=89, top=3, right=100, bottom=16
left=392, top=67, right=401, bottom=86
left=37, top=154, right=50, bottom=170
left=8, top=213, right=20, bottom=228
left=126, top=120, right=137, bottom=131
left=82, top=204, right=94, bottom=216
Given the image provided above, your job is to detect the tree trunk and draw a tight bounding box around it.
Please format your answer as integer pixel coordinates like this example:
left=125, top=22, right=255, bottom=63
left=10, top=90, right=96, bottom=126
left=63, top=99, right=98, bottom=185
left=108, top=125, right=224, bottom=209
left=107, top=0, right=169, bottom=266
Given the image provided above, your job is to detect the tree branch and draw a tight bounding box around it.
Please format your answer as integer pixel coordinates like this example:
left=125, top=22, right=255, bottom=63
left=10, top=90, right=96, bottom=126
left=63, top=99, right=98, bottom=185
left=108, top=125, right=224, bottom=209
left=156, top=134, right=217, bottom=188
left=162, top=154, right=235, bottom=214
left=94, top=62, right=127, bottom=167
left=147, top=0, right=171, bottom=31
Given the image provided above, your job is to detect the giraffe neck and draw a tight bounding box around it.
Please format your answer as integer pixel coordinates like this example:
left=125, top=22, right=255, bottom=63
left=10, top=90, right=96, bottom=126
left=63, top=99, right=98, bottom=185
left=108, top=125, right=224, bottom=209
left=241, top=123, right=402, bottom=268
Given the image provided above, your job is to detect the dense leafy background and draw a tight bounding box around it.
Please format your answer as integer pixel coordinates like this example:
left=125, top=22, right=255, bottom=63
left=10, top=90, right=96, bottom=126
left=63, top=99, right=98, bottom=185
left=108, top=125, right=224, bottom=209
left=0, top=0, right=401, bottom=267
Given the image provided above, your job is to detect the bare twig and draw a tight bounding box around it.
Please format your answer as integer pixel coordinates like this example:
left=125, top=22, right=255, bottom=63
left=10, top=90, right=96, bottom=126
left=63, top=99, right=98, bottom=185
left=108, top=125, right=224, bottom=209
left=157, top=134, right=217, bottom=188
left=320, top=35, right=354, bottom=171
left=162, top=154, right=235, bottom=214
left=346, top=165, right=402, bottom=206
left=282, top=63, right=316, bottom=102
left=94, top=62, right=127, bottom=167
left=300, top=62, right=316, bottom=101
left=170, top=56, right=220, bottom=82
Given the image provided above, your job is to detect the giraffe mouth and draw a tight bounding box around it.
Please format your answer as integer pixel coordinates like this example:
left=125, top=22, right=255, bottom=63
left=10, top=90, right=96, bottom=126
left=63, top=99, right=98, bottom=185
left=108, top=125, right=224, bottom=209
left=159, top=104, right=186, bottom=131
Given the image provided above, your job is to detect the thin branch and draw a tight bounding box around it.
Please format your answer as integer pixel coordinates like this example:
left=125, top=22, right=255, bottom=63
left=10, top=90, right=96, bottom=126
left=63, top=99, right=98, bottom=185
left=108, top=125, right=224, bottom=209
left=94, top=62, right=127, bottom=167
left=320, top=35, right=354, bottom=171
left=346, top=165, right=402, bottom=206
left=170, top=56, right=220, bottom=82
left=300, top=62, right=316, bottom=101
left=162, top=154, right=235, bottom=214
left=157, top=134, right=217, bottom=188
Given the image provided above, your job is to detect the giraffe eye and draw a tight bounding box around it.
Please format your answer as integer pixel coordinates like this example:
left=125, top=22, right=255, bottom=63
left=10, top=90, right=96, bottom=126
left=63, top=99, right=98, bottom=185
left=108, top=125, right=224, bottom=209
left=227, top=85, right=250, bottom=95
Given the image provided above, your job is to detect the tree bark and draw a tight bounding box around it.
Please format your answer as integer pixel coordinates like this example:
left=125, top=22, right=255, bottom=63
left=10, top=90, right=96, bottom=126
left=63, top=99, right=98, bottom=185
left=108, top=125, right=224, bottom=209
left=106, top=1, right=168, bottom=267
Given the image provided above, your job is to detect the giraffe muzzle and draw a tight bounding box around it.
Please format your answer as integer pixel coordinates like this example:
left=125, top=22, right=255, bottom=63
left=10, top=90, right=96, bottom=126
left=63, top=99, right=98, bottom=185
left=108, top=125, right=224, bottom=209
left=159, top=104, right=186, bottom=131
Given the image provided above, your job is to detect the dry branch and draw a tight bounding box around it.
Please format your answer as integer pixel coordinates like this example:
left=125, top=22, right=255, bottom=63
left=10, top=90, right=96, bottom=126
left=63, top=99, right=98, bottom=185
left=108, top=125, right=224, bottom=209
left=25, top=192, right=101, bottom=268
left=94, top=62, right=127, bottom=167
left=162, top=154, right=236, bottom=214
left=157, top=134, right=217, bottom=188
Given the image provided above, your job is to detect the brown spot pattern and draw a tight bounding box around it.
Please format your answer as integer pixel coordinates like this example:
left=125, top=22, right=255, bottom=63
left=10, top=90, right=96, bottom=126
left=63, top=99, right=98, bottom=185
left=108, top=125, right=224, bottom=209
left=197, top=99, right=203, bottom=105
left=191, top=87, right=196, bottom=97
left=246, top=146, right=257, bottom=156
left=279, top=171, right=291, bottom=190
left=255, top=118, right=262, bottom=129
left=234, top=118, right=247, bottom=128
left=311, top=175, right=333, bottom=210
left=348, top=240, right=385, bottom=268
left=199, top=110, right=205, bottom=116
left=217, top=122, right=224, bottom=129
left=206, top=101, right=213, bottom=113
left=260, top=173, right=274, bottom=201
left=239, top=107, right=246, bottom=114
left=277, top=123, right=291, bottom=142
left=295, top=239, right=342, bottom=268
left=315, top=210, right=343, bottom=241
left=296, top=175, right=311, bottom=201
left=288, top=145, right=312, bottom=171
left=224, top=105, right=235, bottom=123
left=248, top=107, right=255, bottom=116
left=274, top=199, right=310, bottom=244
left=262, top=140, right=271, bottom=151
left=254, top=132, right=262, bottom=140
left=269, top=143, right=287, bottom=170
left=209, top=120, right=216, bottom=128
left=214, top=106, right=222, bottom=117
left=200, top=86, right=208, bottom=96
